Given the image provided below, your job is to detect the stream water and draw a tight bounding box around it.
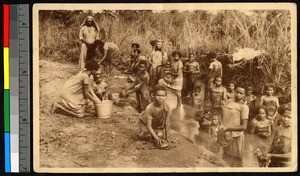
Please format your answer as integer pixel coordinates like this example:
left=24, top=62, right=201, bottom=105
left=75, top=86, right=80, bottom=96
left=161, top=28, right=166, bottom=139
left=170, top=103, right=273, bottom=167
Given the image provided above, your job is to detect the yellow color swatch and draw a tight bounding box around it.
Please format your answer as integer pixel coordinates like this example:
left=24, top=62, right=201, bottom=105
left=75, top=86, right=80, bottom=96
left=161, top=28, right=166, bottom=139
left=4, top=47, right=10, bottom=89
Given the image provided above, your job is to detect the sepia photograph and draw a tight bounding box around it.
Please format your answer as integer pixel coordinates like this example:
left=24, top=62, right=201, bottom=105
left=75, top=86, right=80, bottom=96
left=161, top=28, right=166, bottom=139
left=33, top=3, right=297, bottom=172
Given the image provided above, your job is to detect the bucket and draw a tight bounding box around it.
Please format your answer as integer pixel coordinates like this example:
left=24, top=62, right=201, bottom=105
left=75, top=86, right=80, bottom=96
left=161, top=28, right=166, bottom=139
left=95, top=100, right=113, bottom=119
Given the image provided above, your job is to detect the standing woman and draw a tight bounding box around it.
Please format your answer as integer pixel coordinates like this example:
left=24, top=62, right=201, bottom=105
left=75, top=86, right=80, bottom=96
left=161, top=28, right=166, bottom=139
left=95, top=40, right=120, bottom=76
left=149, top=39, right=168, bottom=88
left=217, top=83, right=249, bottom=166
left=79, top=16, right=100, bottom=69
left=51, top=61, right=102, bottom=118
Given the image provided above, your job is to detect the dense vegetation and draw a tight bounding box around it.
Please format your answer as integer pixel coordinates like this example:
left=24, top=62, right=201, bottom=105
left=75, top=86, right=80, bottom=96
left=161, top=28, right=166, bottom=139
left=39, top=10, right=291, bottom=103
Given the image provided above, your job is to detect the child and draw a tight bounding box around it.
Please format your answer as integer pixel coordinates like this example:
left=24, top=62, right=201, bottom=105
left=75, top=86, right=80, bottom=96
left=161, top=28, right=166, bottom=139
left=209, top=115, right=221, bottom=140
left=244, top=84, right=257, bottom=120
left=149, top=39, right=168, bottom=87
left=129, top=49, right=142, bottom=74
left=92, top=74, right=110, bottom=101
left=171, top=50, right=184, bottom=97
left=123, top=60, right=150, bottom=113
left=183, top=53, right=200, bottom=101
left=248, top=107, right=271, bottom=138
left=207, top=52, right=222, bottom=90
left=209, top=77, right=227, bottom=112
left=157, top=60, right=172, bottom=81
left=260, top=83, right=280, bottom=127
left=226, top=81, right=235, bottom=100
left=138, top=84, right=172, bottom=148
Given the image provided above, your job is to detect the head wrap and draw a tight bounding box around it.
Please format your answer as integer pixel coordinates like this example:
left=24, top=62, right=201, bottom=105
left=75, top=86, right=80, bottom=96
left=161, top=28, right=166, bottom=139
left=80, top=16, right=100, bottom=31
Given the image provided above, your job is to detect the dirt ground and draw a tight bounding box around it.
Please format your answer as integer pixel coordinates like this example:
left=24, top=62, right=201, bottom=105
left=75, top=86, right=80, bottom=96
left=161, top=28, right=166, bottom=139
left=38, top=60, right=229, bottom=169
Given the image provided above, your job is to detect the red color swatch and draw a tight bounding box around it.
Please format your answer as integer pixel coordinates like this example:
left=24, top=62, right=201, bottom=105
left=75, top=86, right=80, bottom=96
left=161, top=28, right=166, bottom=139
left=3, top=4, right=10, bottom=47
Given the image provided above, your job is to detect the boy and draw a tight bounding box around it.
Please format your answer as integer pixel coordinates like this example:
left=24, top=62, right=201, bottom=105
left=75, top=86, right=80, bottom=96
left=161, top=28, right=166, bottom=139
left=138, top=84, right=172, bottom=148
left=183, top=53, right=200, bottom=101
left=123, top=60, right=150, bottom=112
left=244, top=84, right=257, bottom=120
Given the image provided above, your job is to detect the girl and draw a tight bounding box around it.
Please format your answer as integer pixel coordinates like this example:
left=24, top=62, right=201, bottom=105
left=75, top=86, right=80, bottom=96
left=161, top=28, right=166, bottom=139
left=183, top=53, right=200, bottom=100
left=260, top=83, right=280, bottom=125
left=171, top=50, right=184, bottom=98
left=226, top=81, right=235, bottom=100
left=51, top=61, right=101, bottom=118
left=209, top=77, right=227, bottom=112
left=95, top=40, right=120, bottom=77
left=149, top=39, right=168, bottom=87
left=249, top=107, right=271, bottom=138
left=79, top=16, right=100, bottom=69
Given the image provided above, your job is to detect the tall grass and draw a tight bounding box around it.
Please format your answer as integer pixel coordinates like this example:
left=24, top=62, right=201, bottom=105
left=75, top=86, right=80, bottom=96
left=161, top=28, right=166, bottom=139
left=39, top=10, right=291, bottom=103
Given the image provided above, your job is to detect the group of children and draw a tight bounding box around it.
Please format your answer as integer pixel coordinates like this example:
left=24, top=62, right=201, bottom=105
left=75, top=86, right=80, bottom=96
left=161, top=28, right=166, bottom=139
left=203, top=80, right=281, bottom=139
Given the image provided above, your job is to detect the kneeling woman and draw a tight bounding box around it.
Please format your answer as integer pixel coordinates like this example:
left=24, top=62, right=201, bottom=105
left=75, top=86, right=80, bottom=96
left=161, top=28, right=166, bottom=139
left=51, top=61, right=102, bottom=118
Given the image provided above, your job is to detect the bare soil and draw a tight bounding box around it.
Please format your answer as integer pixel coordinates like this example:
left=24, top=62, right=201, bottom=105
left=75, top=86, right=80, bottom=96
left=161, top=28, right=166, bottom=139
left=39, top=60, right=229, bottom=168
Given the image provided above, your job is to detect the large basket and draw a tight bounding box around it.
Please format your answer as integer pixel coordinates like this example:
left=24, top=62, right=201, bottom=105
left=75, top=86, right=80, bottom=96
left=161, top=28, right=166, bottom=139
left=95, top=100, right=113, bottom=119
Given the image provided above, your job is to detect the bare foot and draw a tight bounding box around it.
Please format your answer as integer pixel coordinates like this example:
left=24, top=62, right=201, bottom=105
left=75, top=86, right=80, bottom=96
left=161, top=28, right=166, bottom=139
left=50, top=102, right=58, bottom=115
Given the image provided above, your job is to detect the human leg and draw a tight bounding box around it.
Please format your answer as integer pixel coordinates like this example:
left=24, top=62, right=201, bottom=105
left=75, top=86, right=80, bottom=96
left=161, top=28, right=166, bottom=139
left=80, top=43, right=87, bottom=69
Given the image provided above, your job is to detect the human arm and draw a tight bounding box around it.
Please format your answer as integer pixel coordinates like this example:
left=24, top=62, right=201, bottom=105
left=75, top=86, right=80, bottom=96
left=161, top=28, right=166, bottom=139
left=248, top=119, right=257, bottom=134
left=264, top=152, right=291, bottom=161
left=164, top=107, right=172, bottom=141
left=223, top=88, right=227, bottom=101
left=83, top=84, right=101, bottom=103
left=259, top=96, right=265, bottom=106
left=193, top=62, right=200, bottom=74
left=275, top=97, right=280, bottom=109
left=98, top=49, right=108, bottom=65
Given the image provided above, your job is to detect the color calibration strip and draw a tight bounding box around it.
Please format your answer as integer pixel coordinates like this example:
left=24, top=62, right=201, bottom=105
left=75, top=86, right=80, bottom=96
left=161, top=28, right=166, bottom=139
left=10, top=4, right=20, bottom=172
left=4, top=4, right=11, bottom=173
left=3, top=4, right=30, bottom=173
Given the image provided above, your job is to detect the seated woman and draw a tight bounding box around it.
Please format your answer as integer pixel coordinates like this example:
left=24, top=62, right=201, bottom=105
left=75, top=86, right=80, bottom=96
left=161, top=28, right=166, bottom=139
left=248, top=107, right=271, bottom=138
left=51, top=61, right=101, bottom=118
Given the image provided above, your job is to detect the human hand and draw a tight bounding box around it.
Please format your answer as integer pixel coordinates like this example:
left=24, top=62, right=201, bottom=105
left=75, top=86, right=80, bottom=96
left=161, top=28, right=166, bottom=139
left=219, top=125, right=229, bottom=132
left=156, top=138, right=168, bottom=146
left=263, top=153, right=272, bottom=160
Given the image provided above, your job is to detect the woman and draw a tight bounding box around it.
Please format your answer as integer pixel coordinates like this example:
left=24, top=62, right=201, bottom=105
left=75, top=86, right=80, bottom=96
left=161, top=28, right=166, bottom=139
left=217, top=83, right=249, bottom=166
left=51, top=61, right=101, bottom=118
left=79, top=16, right=100, bottom=69
left=95, top=40, right=120, bottom=76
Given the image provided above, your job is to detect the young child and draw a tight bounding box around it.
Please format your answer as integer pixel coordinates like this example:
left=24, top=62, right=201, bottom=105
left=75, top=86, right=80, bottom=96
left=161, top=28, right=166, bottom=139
left=209, top=115, right=221, bottom=140
left=260, top=83, right=280, bottom=128
left=244, top=84, right=257, bottom=120
left=129, top=49, right=142, bottom=74
left=248, top=107, right=271, bottom=138
left=209, top=76, right=227, bottom=112
left=158, top=60, right=172, bottom=81
left=183, top=53, right=200, bottom=101
left=226, top=81, right=235, bottom=100
left=123, top=60, right=150, bottom=112
left=207, top=52, right=222, bottom=93
left=92, top=74, right=110, bottom=101
left=138, top=84, right=172, bottom=148
left=171, top=50, right=184, bottom=97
